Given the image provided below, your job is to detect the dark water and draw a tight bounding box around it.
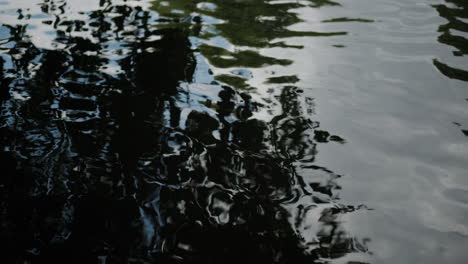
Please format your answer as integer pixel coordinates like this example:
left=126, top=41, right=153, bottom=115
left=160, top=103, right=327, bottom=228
left=0, top=0, right=467, bottom=263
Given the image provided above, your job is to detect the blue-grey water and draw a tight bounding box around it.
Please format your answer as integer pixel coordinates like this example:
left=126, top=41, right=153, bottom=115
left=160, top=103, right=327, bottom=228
left=0, top=0, right=467, bottom=263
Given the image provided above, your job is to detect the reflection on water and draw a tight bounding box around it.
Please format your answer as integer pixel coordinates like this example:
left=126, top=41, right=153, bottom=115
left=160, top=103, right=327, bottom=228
left=0, top=0, right=467, bottom=263
left=432, top=0, right=468, bottom=140
left=433, top=0, right=468, bottom=82
left=151, top=0, right=347, bottom=90
left=0, top=0, right=368, bottom=263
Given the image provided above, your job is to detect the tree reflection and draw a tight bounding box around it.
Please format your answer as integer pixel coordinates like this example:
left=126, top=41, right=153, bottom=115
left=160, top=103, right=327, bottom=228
left=432, top=0, right=468, bottom=82
left=0, top=0, right=368, bottom=263
left=151, top=0, right=346, bottom=90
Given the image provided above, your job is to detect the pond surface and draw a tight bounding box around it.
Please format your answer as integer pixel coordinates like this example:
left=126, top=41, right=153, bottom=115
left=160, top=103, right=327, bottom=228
left=0, top=0, right=467, bottom=263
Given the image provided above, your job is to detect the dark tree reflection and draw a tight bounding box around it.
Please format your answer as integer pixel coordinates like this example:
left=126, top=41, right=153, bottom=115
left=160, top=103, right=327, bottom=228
left=433, top=0, right=468, bottom=82
left=0, top=0, right=368, bottom=263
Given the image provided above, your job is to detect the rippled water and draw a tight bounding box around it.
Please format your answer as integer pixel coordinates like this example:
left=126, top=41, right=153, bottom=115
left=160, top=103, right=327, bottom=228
left=0, top=0, right=467, bottom=263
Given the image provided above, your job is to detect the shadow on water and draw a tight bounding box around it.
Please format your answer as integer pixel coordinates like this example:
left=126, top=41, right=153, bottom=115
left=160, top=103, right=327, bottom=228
left=0, top=0, right=370, bottom=263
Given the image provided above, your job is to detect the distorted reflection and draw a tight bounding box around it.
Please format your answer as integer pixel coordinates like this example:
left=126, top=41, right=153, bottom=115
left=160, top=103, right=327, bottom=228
left=432, top=0, right=468, bottom=82
left=0, top=0, right=370, bottom=263
left=151, top=0, right=347, bottom=90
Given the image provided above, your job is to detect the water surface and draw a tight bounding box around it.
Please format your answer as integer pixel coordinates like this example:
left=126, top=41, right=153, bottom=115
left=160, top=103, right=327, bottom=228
left=0, top=0, right=467, bottom=263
